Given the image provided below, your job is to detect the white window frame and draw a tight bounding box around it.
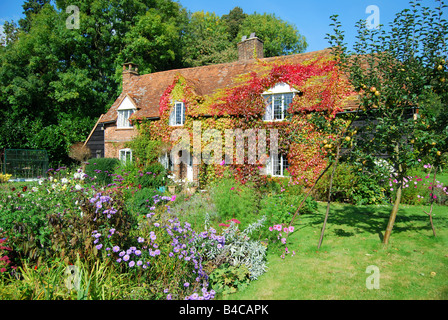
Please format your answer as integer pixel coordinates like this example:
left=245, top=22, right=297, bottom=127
left=119, top=148, right=132, bottom=164
left=159, top=152, right=173, bottom=171
left=117, top=109, right=135, bottom=128
left=263, top=83, right=297, bottom=122
left=169, top=101, right=185, bottom=126
left=117, top=96, right=137, bottom=129
left=266, top=153, right=289, bottom=177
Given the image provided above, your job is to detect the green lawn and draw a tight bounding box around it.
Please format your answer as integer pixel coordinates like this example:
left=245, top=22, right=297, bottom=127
left=224, top=202, right=448, bottom=300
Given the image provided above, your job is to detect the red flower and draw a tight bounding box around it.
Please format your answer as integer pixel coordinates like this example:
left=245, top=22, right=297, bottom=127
left=22, top=186, right=27, bottom=192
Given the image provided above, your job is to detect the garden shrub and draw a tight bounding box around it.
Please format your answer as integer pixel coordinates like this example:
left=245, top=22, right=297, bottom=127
left=313, top=162, right=389, bottom=205
left=85, top=158, right=120, bottom=185
left=393, top=166, right=448, bottom=206
left=136, top=162, right=167, bottom=190
left=210, top=173, right=259, bottom=227
left=260, top=192, right=317, bottom=227
left=0, top=174, right=12, bottom=183
left=208, top=263, right=251, bottom=296
left=202, top=216, right=268, bottom=281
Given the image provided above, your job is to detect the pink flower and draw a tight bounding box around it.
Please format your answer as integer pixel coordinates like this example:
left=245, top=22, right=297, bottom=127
left=219, top=223, right=230, bottom=227
left=288, top=226, right=295, bottom=232
left=281, top=238, right=287, bottom=244
left=230, top=187, right=235, bottom=191
left=171, top=195, right=176, bottom=201
left=269, top=226, right=273, bottom=231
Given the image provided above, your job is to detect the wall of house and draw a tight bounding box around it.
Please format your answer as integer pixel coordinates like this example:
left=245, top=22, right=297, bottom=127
left=85, top=123, right=105, bottom=159
left=104, top=123, right=138, bottom=158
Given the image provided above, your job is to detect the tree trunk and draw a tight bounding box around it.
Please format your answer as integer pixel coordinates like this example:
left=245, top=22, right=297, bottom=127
left=317, top=144, right=340, bottom=250
left=424, top=165, right=438, bottom=237
left=383, top=181, right=402, bottom=245
left=383, top=143, right=402, bottom=245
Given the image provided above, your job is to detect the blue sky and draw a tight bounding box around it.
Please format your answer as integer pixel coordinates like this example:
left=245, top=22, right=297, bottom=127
left=1, top=0, right=445, bottom=52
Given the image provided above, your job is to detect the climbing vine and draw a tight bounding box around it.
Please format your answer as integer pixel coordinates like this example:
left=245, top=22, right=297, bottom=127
left=137, top=54, right=356, bottom=186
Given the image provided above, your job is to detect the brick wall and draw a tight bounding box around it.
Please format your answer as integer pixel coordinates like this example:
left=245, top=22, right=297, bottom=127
left=104, top=123, right=138, bottom=158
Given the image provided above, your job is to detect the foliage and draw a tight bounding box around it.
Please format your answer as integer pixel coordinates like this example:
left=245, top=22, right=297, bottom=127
left=125, top=127, right=162, bottom=167
left=209, top=263, right=251, bottom=296
left=181, top=11, right=237, bottom=67
left=210, top=172, right=259, bottom=227
left=327, top=0, right=448, bottom=243
left=0, top=1, right=307, bottom=166
left=313, top=161, right=390, bottom=205
left=148, top=55, right=355, bottom=186
left=0, top=236, right=15, bottom=275
left=85, top=158, right=120, bottom=186
left=260, top=190, right=317, bottom=227
left=0, top=174, right=12, bottom=184
left=237, top=12, right=308, bottom=57
left=203, top=216, right=268, bottom=281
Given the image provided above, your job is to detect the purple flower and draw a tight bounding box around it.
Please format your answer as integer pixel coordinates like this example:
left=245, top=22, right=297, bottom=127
left=184, top=282, right=190, bottom=287
left=112, top=246, right=120, bottom=252
left=129, top=261, right=135, bottom=267
left=123, top=254, right=130, bottom=262
left=96, top=244, right=103, bottom=250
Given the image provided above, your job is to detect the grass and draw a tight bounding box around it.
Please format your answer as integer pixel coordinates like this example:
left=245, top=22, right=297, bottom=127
left=223, top=202, right=448, bottom=300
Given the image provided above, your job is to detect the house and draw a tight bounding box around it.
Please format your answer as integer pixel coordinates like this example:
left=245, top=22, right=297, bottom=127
left=84, top=35, right=358, bottom=185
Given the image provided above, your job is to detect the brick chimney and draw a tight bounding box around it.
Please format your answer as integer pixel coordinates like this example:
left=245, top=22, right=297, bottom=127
left=122, top=62, right=139, bottom=91
left=237, top=33, right=264, bottom=61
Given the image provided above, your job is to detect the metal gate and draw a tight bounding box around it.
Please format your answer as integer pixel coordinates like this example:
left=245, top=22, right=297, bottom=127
left=2, top=149, right=49, bottom=180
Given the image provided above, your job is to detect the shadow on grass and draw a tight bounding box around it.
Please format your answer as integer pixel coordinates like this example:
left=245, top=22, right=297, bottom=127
left=298, top=203, right=446, bottom=242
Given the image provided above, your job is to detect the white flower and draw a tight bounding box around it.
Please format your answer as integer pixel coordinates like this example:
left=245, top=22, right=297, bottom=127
left=75, top=184, right=82, bottom=190
left=32, top=187, right=38, bottom=192
left=61, top=178, right=68, bottom=184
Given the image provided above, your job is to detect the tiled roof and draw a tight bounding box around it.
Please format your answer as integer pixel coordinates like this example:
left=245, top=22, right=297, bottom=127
left=101, top=48, right=357, bottom=123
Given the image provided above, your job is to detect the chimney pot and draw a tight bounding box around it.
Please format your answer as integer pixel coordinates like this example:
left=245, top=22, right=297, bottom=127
left=237, top=34, right=264, bottom=61
left=122, top=62, right=139, bottom=91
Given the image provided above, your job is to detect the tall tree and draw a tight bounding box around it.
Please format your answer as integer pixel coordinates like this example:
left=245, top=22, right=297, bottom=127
left=18, top=0, right=51, bottom=32
left=237, top=13, right=308, bottom=57
left=0, top=0, right=187, bottom=165
left=182, top=11, right=237, bottom=67
left=222, top=7, right=247, bottom=41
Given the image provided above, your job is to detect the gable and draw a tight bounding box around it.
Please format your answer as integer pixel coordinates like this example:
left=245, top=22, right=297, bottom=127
left=117, top=95, right=138, bottom=111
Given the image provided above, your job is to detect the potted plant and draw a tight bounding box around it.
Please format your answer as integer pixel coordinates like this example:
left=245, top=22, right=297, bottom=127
left=167, top=174, right=176, bottom=194
left=185, top=182, right=197, bottom=195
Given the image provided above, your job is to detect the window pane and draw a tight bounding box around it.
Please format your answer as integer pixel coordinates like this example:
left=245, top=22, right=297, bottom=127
left=272, top=154, right=280, bottom=175
left=263, top=96, right=272, bottom=120
left=273, top=94, right=283, bottom=120
left=282, top=155, right=289, bottom=176
left=175, top=103, right=182, bottom=124
left=284, top=93, right=293, bottom=117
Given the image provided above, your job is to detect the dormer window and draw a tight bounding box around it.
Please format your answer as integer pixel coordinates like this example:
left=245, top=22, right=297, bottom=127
left=263, top=83, right=297, bottom=121
left=117, top=95, right=137, bottom=128
left=169, top=101, right=185, bottom=126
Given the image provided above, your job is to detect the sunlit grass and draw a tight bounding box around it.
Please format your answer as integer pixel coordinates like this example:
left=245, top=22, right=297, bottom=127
left=224, top=202, right=448, bottom=300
